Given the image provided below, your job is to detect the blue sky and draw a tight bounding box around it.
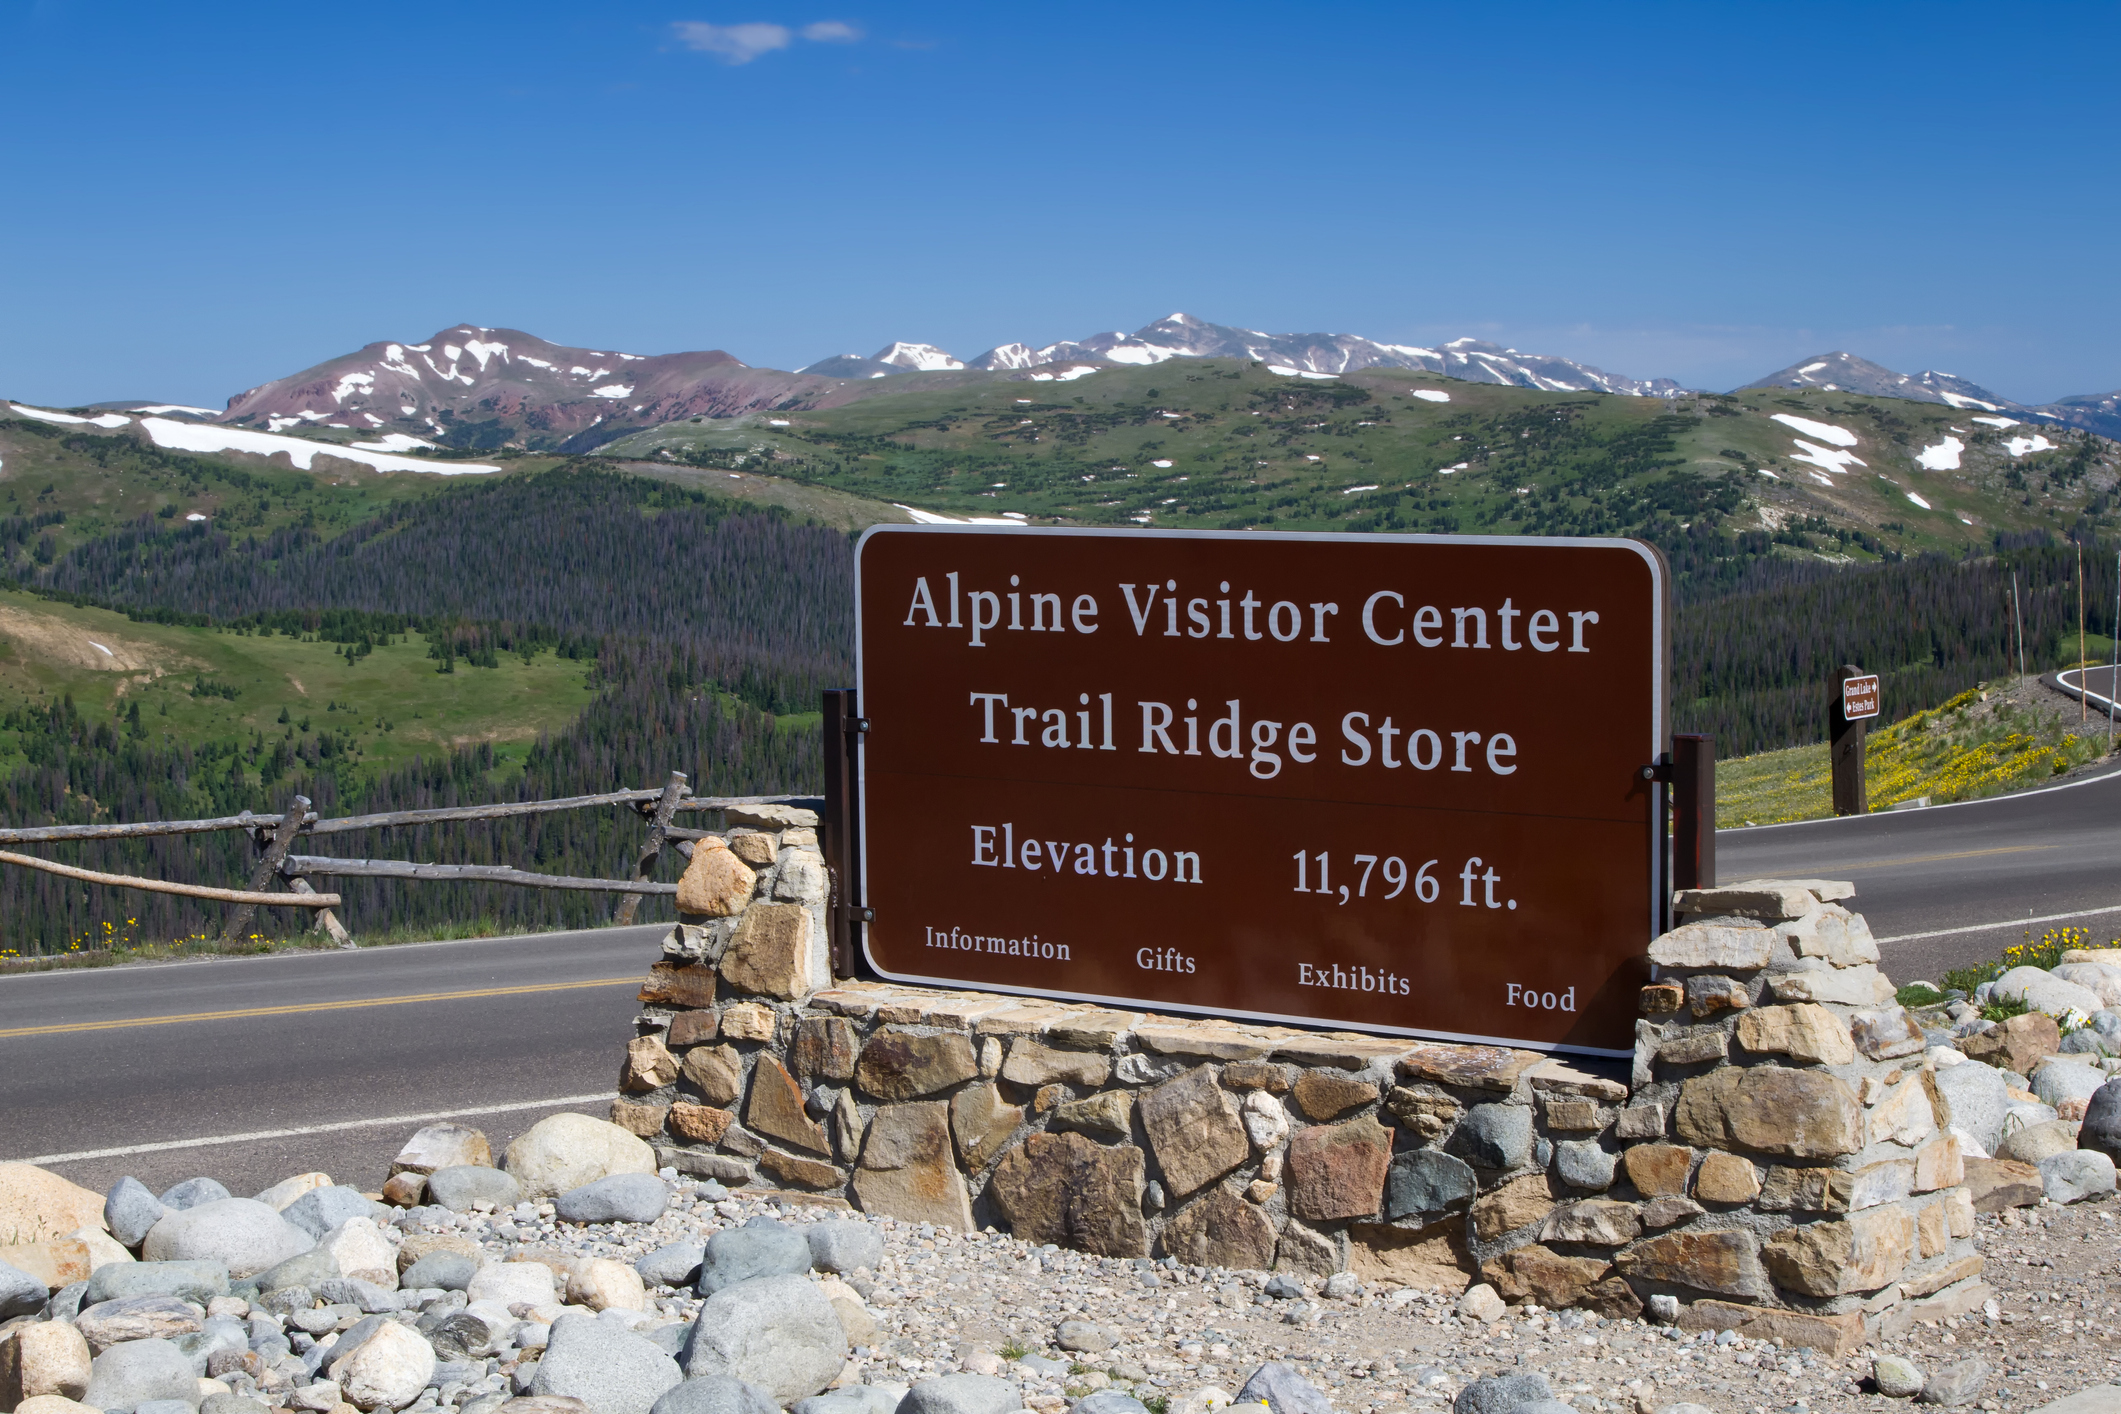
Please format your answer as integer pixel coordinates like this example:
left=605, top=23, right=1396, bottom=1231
left=3, top=1, right=2117, bottom=408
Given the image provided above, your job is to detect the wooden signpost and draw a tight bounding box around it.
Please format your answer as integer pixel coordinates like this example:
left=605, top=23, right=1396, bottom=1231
left=851, top=526, right=1669, bottom=1056
left=1832, top=667, right=1880, bottom=817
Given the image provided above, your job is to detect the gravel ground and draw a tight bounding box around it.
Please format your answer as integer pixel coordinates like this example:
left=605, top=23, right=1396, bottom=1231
left=432, top=1175, right=2121, bottom=1414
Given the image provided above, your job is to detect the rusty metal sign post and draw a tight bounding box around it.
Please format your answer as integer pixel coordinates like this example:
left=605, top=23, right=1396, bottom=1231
left=853, top=526, right=1670, bottom=1057
left=1832, top=668, right=1880, bottom=817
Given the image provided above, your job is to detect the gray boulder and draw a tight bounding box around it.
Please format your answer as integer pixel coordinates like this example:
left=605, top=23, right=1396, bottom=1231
left=1552, top=1140, right=1618, bottom=1191
left=652, top=1374, right=784, bottom=1414
left=159, top=1177, right=232, bottom=1211
left=1448, top=1104, right=1534, bottom=1171
left=2032, top=1058, right=2107, bottom=1108
left=134, top=1402, right=196, bottom=1414
left=109, top=1175, right=173, bottom=1247
left=1237, top=1363, right=1333, bottom=1414
left=44, top=1279, right=89, bottom=1320
left=1384, top=1149, right=1476, bottom=1220
left=797, top=1387, right=907, bottom=1414
left=638, top=1240, right=707, bottom=1289
left=1068, top=1396, right=1148, bottom=1414
left=143, top=1197, right=314, bottom=1279
left=201, top=1395, right=273, bottom=1414
left=557, top=1173, right=670, bottom=1225
left=1873, top=1355, right=1925, bottom=1398
left=400, top=1250, right=479, bottom=1292
left=1454, top=1372, right=1554, bottom=1414
left=2041, top=1149, right=2118, bottom=1204
left=531, top=1312, right=683, bottom=1414
left=807, top=1220, right=885, bottom=1275
left=896, top=1375, right=1020, bottom=1414
left=1056, top=1321, right=1113, bottom=1353
left=175, top=1316, right=251, bottom=1375
left=681, top=1273, right=847, bottom=1402
left=87, top=1259, right=230, bottom=1306
left=85, top=1337, right=201, bottom=1411
left=2079, top=1078, right=2121, bottom=1160
left=0, top=1257, right=44, bottom=1318
left=318, top=1276, right=401, bottom=1313
left=1920, top=1358, right=1990, bottom=1406
left=281, top=1186, right=381, bottom=1241
left=695, top=1221, right=812, bottom=1296
left=253, top=1245, right=340, bottom=1294
left=1934, top=1062, right=2014, bottom=1155
left=427, top=1165, right=523, bottom=1212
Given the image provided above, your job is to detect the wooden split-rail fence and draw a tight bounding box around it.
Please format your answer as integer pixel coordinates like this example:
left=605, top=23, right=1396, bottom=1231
left=0, top=772, right=817, bottom=948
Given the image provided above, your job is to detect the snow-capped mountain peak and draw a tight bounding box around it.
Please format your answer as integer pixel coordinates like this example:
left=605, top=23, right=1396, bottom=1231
left=873, top=342, right=965, bottom=372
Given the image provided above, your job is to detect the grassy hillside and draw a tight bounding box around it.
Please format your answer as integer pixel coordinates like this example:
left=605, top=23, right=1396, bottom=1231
left=0, top=590, right=599, bottom=791
left=597, top=361, right=2117, bottom=558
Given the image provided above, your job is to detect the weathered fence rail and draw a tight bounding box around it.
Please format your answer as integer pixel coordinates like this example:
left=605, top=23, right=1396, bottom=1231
left=0, top=773, right=817, bottom=950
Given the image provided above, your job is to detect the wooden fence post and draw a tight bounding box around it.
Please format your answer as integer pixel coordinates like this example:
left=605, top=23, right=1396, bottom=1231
left=821, top=688, right=864, bottom=979
left=615, top=771, right=688, bottom=926
left=288, top=876, right=353, bottom=947
left=1670, top=734, right=1715, bottom=891
left=220, top=794, right=311, bottom=946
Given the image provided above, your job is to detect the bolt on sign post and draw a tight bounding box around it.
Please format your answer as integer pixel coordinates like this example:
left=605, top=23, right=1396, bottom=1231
left=854, top=526, right=1669, bottom=1057
left=1832, top=667, right=1880, bottom=817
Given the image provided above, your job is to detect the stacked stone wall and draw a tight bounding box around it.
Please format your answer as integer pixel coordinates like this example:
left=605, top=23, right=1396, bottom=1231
left=614, top=827, right=1984, bottom=1359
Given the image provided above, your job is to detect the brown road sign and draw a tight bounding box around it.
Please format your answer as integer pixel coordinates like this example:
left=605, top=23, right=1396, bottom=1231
left=854, top=526, right=1669, bottom=1056
left=1842, top=674, right=1881, bottom=722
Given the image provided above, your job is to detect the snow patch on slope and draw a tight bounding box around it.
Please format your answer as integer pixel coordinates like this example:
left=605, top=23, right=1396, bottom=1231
left=1771, top=414, right=1859, bottom=447
left=139, top=419, right=497, bottom=475
left=1916, top=436, right=1964, bottom=470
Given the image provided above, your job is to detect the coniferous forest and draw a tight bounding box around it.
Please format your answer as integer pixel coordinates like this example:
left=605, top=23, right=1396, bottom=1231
left=0, top=467, right=2113, bottom=953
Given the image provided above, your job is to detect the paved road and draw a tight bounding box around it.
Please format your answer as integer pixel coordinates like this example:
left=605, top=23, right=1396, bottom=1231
left=1720, top=759, right=2121, bottom=988
left=0, top=925, right=662, bottom=1198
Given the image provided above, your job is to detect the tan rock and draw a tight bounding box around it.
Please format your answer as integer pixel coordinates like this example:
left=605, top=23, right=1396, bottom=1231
left=380, top=1173, right=428, bottom=1207
left=1050, top=1090, right=1134, bottom=1138
left=0, top=1163, right=106, bottom=1247
left=1762, top=1205, right=1915, bottom=1296
left=1385, top=1085, right=1462, bottom=1144
left=1676, top=880, right=1833, bottom=918
left=1639, top=1196, right=1705, bottom=1228
left=1917, top=1199, right=1948, bottom=1258
left=792, top=1017, right=859, bottom=1083
left=335, top=1320, right=436, bottom=1411
left=608, top=1100, right=669, bottom=1139
left=830, top=1293, right=878, bottom=1346
left=675, top=842, right=755, bottom=916
left=1481, top=1244, right=1614, bottom=1309
left=397, top=1231, right=478, bottom=1274
left=1757, top=1165, right=1853, bottom=1213
left=1944, top=1186, right=1975, bottom=1237
left=1671, top=1300, right=1865, bottom=1356
left=1687, top=974, right=1750, bottom=1018
left=1536, top=1198, right=1642, bottom=1246
left=1852, top=1160, right=1917, bottom=1214
left=1735, top=1004, right=1855, bottom=1065
left=1647, top=920, right=1775, bottom=970
left=1285, top=1115, right=1391, bottom=1222
left=745, top=1056, right=831, bottom=1155
left=720, top=1002, right=777, bottom=1042
left=4, top=1237, right=89, bottom=1289
left=1542, top=1098, right=1602, bottom=1132
left=1223, top=1062, right=1293, bottom=1093
left=668, top=1103, right=735, bottom=1145
left=1865, top=1073, right=1940, bottom=1149
left=758, top=1149, right=847, bottom=1189
left=1658, top=1030, right=1728, bottom=1066
left=727, top=832, right=778, bottom=867
left=949, top=1083, right=1024, bottom=1171
left=1901, top=1253, right=1984, bottom=1298
left=1140, top=1065, right=1251, bottom=1199
left=1694, top=1153, right=1761, bottom=1204
left=1959, top=1011, right=2060, bottom=1075
left=638, top=961, right=720, bottom=1010
left=1272, top=1219, right=1339, bottom=1276
left=621, top=1034, right=680, bottom=1093
left=999, top=1039, right=1112, bottom=1089
left=726, top=803, right=816, bottom=830
left=0, top=1317, right=91, bottom=1404
left=852, top=1102, right=975, bottom=1231
left=1347, top=1219, right=1473, bottom=1293
left=14, top=1397, right=101, bottom=1414
left=985, top=1131, right=1145, bottom=1256
left=1396, top=1043, right=1542, bottom=1093
left=1639, top=981, right=1684, bottom=1015
left=255, top=1171, right=337, bottom=1208
left=667, top=1010, right=719, bottom=1047
left=721, top=903, right=819, bottom=1001
left=1622, top=1144, right=1694, bottom=1198
left=1470, top=1173, right=1556, bottom=1242
left=834, top=1088, right=865, bottom=1165
left=566, top=1257, right=646, bottom=1311
left=1786, top=904, right=1879, bottom=967
left=855, top=1030, right=979, bottom=1100
left=679, top=1043, right=744, bottom=1106
left=1673, top=1066, right=1861, bottom=1158
left=1244, top=1180, right=1278, bottom=1204
left=1960, top=1157, right=2043, bottom=1212
left=1045, top=1010, right=1141, bottom=1050
left=1615, top=1227, right=1769, bottom=1299
left=1850, top=1008, right=1927, bottom=1061
left=322, top=1215, right=395, bottom=1286
left=1133, top=1022, right=1278, bottom=1063
left=1291, top=1070, right=1378, bottom=1121
left=501, top=1112, right=657, bottom=1202
left=1159, top=1188, right=1277, bottom=1271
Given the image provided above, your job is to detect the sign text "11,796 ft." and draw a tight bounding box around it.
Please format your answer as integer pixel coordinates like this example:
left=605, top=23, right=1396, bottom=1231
left=853, top=525, right=1670, bottom=1056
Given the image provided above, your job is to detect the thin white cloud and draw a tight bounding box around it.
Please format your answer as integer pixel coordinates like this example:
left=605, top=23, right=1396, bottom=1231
left=673, top=19, right=862, bottom=63
left=673, top=21, right=792, bottom=63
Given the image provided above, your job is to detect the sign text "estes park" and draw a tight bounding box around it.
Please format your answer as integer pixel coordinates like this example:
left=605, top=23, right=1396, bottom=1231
left=854, top=526, right=1668, bottom=1055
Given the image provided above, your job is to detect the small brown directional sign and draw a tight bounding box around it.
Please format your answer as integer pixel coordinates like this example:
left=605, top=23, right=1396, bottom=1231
left=854, top=526, right=1669, bottom=1056
left=1842, top=674, right=1881, bottom=722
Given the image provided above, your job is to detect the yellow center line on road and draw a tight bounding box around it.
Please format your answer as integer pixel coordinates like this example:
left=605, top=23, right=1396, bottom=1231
left=1793, top=845, right=2055, bottom=872
left=0, top=976, right=641, bottom=1040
